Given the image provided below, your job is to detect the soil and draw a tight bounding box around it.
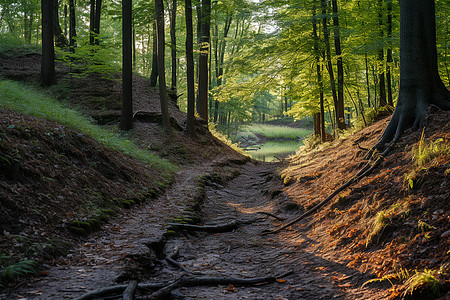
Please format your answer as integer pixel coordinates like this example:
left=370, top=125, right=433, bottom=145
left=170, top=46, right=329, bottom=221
left=0, top=51, right=449, bottom=299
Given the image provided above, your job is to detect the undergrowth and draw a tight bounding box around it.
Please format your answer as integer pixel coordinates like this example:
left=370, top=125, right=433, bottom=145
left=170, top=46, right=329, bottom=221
left=0, top=255, right=37, bottom=287
left=0, top=80, right=176, bottom=174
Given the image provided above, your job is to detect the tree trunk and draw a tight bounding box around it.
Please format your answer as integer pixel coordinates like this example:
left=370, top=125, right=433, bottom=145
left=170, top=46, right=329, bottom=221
left=149, top=20, right=159, bottom=87
left=120, top=0, right=133, bottom=131
left=320, top=0, right=338, bottom=134
left=365, top=51, right=371, bottom=108
left=386, top=0, right=394, bottom=107
left=94, top=0, right=102, bottom=45
left=155, top=0, right=171, bottom=128
left=40, top=0, right=56, bottom=86
left=69, top=0, right=76, bottom=53
left=375, top=0, right=450, bottom=150
left=185, top=0, right=195, bottom=136
left=90, top=0, right=95, bottom=45
left=196, top=0, right=211, bottom=121
left=331, top=0, right=345, bottom=130
left=170, top=0, right=177, bottom=91
left=53, top=0, right=68, bottom=48
left=377, top=0, right=387, bottom=107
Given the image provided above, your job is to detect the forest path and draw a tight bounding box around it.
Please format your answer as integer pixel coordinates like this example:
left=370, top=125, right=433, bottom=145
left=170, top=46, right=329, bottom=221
left=13, top=160, right=377, bottom=299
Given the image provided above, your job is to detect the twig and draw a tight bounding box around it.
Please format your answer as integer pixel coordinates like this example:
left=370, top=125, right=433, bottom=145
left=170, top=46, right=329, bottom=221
left=122, top=280, right=138, bottom=300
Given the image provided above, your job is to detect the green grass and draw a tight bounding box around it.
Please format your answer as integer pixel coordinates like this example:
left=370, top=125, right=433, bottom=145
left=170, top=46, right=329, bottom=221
left=0, top=80, right=176, bottom=173
left=238, top=124, right=312, bottom=140
left=248, top=140, right=301, bottom=162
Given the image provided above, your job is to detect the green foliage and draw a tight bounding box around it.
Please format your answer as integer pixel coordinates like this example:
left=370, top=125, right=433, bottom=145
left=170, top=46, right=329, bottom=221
left=0, top=257, right=37, bottom=285
left=0, top=34, right=40, bottom=56
left=403, top=269, right=441, bottom=297
left=0, top=80, right=176, bottom=174
left=238, top=124, right=312, bottom=140
left=55, top=38, right=121, bottom=80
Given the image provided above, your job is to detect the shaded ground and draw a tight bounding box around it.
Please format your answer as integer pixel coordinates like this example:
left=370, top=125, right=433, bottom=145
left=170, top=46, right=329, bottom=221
left=1, top=51, right=449, bottom=299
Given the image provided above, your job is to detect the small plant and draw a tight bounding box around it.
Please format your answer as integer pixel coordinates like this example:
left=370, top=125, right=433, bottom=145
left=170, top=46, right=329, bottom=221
left=402, top=269, right=440, bottom=297
left=0, top=258, right=37, bottom=285
left=362, top=268, right=410, bottom=288
left=366, top=210, right=391, bottom=247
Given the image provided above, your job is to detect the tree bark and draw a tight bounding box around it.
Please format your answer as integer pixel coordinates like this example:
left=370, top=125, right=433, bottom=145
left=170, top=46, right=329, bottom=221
left=170, top=0, right=177, bottom=91
left=94, top=0, right=102, bottom=45
left=149, top=20, right=159, bottom=87
left=53, top=0, right=67, bottom=48
left=69, top=0, right=76, bottom=53
left=386, top=0, right=394, bottom=107
left=196, top=0, right=211, bottom=121
left=120, top=0, right=133, bottom=131
left=375, top=0, right=450, bottom=151
left=185, top=0, right=196, bottom=137
left=89, top=0, right=95, bottom=45
left=331, top=0, right=345, bottom=130
left=377, top=0, right=387, bottom=107
left=320, top=0, right=338, bottom=134
left=40, top=0, right=56, bottom=87
left=155, top=0, right=171, bottom=129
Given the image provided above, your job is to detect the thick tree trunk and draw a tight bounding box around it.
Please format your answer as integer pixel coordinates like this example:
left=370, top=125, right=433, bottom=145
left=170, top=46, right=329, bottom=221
left=149, top=21, right=159, bottom=87
left=375, top=0, right=450, bottom=151
left=120, top=0, right=133, bottom=131
left=94, top=0, right=102, bottom=45
left=155, top=0, right=171, bottom=128
left=53, top=0, right=67, bottom=48
left=196, top=0, right=211, bottom=121
left=40, top=0, right=56, bottom=86
left=185, top=0, right=196, bottom=136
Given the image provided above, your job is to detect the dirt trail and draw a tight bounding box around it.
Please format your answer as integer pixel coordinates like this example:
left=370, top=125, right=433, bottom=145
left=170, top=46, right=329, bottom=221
left=10, top=160, right=384, bottom=300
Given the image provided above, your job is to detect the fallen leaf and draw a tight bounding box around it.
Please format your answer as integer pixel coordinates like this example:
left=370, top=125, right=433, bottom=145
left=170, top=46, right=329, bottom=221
left=276, top=278, right=287, bottom=283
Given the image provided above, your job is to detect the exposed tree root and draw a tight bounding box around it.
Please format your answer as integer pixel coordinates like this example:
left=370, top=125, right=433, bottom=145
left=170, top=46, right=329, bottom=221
left=123, top=280, right=138, bottom=300
left=167, top=218, right=261, bottom=233
left=257, top=211, right=286, bottom=221
left=263, top=152, right=388, bottom=235
left=74, top=272, right=292, bottom=300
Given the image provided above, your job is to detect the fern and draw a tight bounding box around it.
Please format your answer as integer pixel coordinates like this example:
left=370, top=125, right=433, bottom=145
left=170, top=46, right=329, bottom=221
left=0, top=259, right=37, bottom=283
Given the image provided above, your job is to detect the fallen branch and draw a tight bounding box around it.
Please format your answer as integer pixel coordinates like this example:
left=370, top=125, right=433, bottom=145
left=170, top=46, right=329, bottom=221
left=257, top=211, right=286, bottom=221
left=263, top=155, right=385, bottom=235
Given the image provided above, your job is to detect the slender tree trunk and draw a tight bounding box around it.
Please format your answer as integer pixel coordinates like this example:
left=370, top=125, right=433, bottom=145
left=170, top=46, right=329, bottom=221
left=185, top=0, right=195, bottom=136
left=132, top=26, right=136, bottom=69
left=170, top=0, right=177, bottom=91
left=331, top=0, right=345, bottom=130
left=90, top=0, right=95, bottom=45
left=196, top=0, right=211, bottom=121
left=365, top=51, right=371, bottom=107
left=40, top=0, right=56, bottom=86
left=377, top=0, right=387, bottom=107
left=69, top=0, right=76, bottom=53
left=149, top=21, right=158, bottom=87
left=64, top=4, right=67, bottom=37
left=313, top=4, right=326, bottom=142
left=386, top=0, right=393, bottom=106
left=155, top=0, right=171, bottom=128
left=320, top=0, right=338, bottom=134
left=120, top=0, right=133, bottom=131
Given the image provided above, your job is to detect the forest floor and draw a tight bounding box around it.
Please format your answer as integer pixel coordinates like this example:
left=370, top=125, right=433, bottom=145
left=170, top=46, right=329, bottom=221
left=0, top=51, right=449, bottom=299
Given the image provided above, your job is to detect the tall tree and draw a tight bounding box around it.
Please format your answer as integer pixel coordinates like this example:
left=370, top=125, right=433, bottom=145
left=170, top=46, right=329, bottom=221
left=169, top=0, right=177, bottom=92
left=40, top=0, right=56, bottom=86
left=385, top=0, right=394, bottom=107
left=69, top=0, right=76, bottom=52
left=196, top=0, right=211, bottom=121
left=149, top=20, right=158, bottom=87
left=377, top=0, right=387, bottom=107
left=185, top=0, right=196, bottom=136
left=155, top=0, right=171, bottom=128
left=53, top=0, right=67, bottom=47
left=375, top=0, right=450, bottom=151
left=331, top=0, right=345, bottom=130
left=120, top=0, right=133, bottom=131
left=94, top=0, right=102, bottom=45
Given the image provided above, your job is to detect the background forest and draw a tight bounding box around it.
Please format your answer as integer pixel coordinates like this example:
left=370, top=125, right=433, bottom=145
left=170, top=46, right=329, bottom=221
left=0, top=0, right=449, bottom=137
